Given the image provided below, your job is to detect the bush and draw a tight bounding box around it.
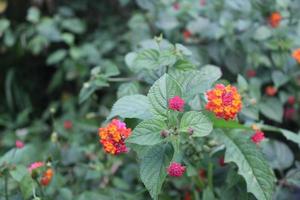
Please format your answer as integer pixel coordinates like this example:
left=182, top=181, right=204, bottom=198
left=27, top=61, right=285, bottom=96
left=0, top=0, right=300, bottom=200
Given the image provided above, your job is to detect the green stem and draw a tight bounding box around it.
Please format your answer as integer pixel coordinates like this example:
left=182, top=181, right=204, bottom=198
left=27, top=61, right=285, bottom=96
left=108, top=77, right=138, bottom=82
left=35, top=180, right=44, bottom=199
left=5, top=174, right=9, bottom=200
left=208, top=162, right=213, bottom=190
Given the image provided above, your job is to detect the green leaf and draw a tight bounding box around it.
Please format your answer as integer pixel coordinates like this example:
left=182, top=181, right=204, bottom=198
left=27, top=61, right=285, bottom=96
left=215, top=130, right=275, bottom=200
left=140, top=143, right=173, bottom=200
left=202, top=188, right=215, bottom=200
left=271, top=71, right=289, bottom=88
left=131, top=49, right=160, bottom=72
left=46, top=49, right=67, bottom=65
left=158, top=49, right=177, bottom=67
left=10, top=165, right=28, bottom=182
left=127, top=119, right=166, bottom=145
left=173, top=59, right=195, bottom=71
left=26, top=7, right=40, bottom=23
left=285, top=169, right=300, bottom=187
left=237, top=74, right=248, bottom=92
left=280, top=129, right=300, bottom=147
left=180, top=111, right=212, bottom=137
left=253, top=26, right=271, bottom=41
left=117, top=82, right=140, bottom=98
left=107, top=94, right=153, bottom=120
left=258, top=124, right=300, bottom=147
left=170, top=65, right=222, bottom=98
left=0, top=19, right=10, bottom=33
left=261, top=139, right=294, bottom=170
left=259, top=98, right=283, bottom=123
left=20, top=174, right=35, bottom=199
left=102, top=60, right=120, bottom=77
left=148, top=74, right=181, bottom=118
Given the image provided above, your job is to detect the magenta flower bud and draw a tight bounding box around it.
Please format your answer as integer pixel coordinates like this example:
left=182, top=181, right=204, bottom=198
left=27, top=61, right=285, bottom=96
left=168, top=96, right=185, bottom=112
left=167, top=162, right=185, bottom=177
left=15, top=140, right=24, bottom=149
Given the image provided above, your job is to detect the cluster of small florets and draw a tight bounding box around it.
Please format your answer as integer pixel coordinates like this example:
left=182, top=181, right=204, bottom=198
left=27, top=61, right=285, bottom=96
left=167, top=162, right=186, bottom=177
left=168, top=96, right=185, bottom=112
left=28, top=162, right=54, bottom=186
left=205, top=84, right=242, bottom=120
left=98, top=119, right=132, bottom=155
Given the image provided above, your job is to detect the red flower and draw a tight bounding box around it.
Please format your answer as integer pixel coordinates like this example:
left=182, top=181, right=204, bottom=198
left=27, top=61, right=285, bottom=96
left=169, top=96, right=185, bottom=112
left=15, top=140, right=24, bottom=149
left=246, top=69, right=256, bottom=78
left=287, top=96, right=296, bottom=105
left=200, top=0, right=206, bottom=6
left=184, top=192, right=192, bottom=200
left=268, top=12, right=281, bottom=28
left=265, top=86, right=277, bottom=96
left=167, top=162, right=185, bottom=177
left=98, top=119, right=131, bottom=155
left=173, top=2, right=180, bottom=10
left=219, top=156, right=226, bottom=167
left=292, top=48, right=300, bottom=64
left=199, top=169, right=206, bottom=180
left=64, top=120, right=73, bottom=130
left=284, top=108, right=295, bottom=120
left=206, top=84, right=242, bottom=120
left=251, top=131, right=265, bottom=144
left=183, top=30, right=192, bottom=40
left=40, top=168, right=54, bottom=186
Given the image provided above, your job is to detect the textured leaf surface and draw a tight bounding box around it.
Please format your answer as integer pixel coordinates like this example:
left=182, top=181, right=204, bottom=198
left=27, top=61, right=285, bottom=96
left=170, top=65, right=221, bottom=98
left=107, top=94, right=152, bottom=120
left=140, top=144, right=173, bottom=200
left=215, top=130, right=275, bottom=200
left=259, top=98, right=283, bottom=123
left=180, top=111, right=212, bottom=137
left=147, top=74, right=181, bottom=118
left=127, top=119, right=167, bottom=145
left=261, top=139, right=294, bottom=170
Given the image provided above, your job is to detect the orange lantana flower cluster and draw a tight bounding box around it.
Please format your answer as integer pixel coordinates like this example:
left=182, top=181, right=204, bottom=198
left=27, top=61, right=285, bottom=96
left=206, top=84, right=242, bottom=120
left=98, top=119, right=131, bottom=155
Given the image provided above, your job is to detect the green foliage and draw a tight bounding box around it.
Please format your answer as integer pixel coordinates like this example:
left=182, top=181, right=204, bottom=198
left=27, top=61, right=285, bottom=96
left=215, top=130, right=276, bottom=200
left=1, top=0, right=300, bottom=199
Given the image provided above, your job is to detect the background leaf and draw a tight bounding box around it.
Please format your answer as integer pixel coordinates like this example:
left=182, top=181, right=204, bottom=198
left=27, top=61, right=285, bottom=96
left=215, top=129, right=276, bottom=200
left=107, top=94, right=153, bottom=120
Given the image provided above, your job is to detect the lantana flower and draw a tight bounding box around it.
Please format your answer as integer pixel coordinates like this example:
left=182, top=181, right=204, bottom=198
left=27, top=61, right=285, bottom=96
left=292, top=48, right=300, bottom=64
left=167, top=162, right=185, bottom=177
left=251, top=130, right=265, bottom=144
left=268, top=12, right=281, bottom=28
left=98, top=119, right=131, bottom=155
left=15, top=140, right=24, bottom=149
left=205, top=84, right=242, bottom=120
left=168, top=96, right=185, bottom=112
left=40, top=168, right=54, bottom=186
left=265, top=86, right=277, bottom=96
left=28, top=162, right=44, bottom=173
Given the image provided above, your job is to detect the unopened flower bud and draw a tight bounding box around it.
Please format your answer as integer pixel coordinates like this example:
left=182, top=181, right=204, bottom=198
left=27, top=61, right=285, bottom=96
left=188, top=127, right=194, bottom=135
left=50, top=107, right=56, bottom=114
left=208, top=139, right=218, bottom=146
left=250, top=98, right=257, bottom=105
left=51, top=132, right=58, bottom=143
left=203, top=145, right=210, bottom=152
left=160, top=130, right=169, bottom=138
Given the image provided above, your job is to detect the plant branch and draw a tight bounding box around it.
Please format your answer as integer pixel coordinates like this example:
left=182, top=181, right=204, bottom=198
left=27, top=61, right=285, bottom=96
left=108, top=77, right=139, bottom=82
left=5, top=174, right=9, bottom=200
